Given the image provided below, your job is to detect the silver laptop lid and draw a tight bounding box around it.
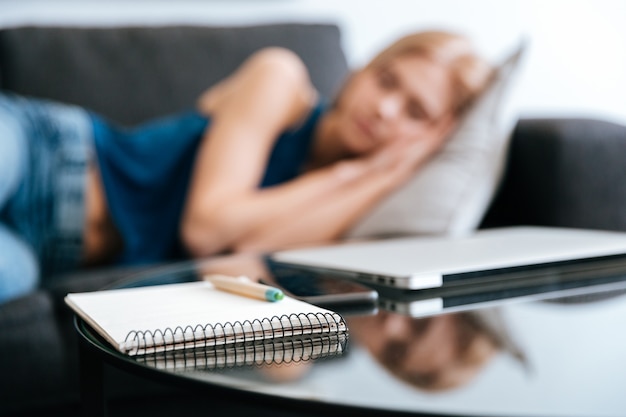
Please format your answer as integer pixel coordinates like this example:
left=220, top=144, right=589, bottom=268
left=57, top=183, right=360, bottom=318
left=271, top=227, right=626, bottom=289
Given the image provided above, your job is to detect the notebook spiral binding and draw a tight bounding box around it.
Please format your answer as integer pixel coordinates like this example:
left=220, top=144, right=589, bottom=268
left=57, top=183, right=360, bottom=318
left=123, top=311, right=346, bottom=356
left=135, top=332, right=349, bottom=371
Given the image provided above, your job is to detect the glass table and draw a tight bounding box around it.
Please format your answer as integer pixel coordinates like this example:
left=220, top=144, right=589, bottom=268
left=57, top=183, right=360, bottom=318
left=75, top=253, right=626, bottom=417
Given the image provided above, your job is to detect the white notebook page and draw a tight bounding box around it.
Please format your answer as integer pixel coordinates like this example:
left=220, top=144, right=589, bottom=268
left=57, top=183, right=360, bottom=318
left=66, top=281, right=345, bottom=355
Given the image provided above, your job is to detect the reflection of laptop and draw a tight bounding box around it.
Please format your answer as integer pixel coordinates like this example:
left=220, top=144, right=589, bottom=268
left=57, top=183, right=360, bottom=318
left=270, top=227, right=626, bottom=290
left=376, top=271, right=626, bottom=317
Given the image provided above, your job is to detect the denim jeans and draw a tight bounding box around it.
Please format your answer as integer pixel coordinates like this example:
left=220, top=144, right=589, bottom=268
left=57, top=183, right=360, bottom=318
left=0, top=92, right=92, bottom=304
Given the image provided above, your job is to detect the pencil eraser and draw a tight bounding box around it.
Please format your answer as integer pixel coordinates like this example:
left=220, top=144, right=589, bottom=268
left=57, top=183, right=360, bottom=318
left=265, top=288, right=284, bottom=302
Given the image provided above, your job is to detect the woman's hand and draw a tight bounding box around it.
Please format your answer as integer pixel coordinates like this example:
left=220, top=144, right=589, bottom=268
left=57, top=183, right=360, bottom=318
left=338, top=113, right=457, bottom=186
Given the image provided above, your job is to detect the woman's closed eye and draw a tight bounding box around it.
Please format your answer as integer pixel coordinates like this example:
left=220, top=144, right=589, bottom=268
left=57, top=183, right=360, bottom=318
left=377, top=68, right=431, bottom=122
left=406, top=100, right=429, bottom=121
left=377, top=68, right=397, bottom=90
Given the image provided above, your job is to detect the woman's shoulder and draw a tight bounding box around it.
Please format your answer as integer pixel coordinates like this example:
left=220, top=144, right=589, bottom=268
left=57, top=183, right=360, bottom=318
left=245, top=47, right=310, bottom=83
left=196, top=47, right=317, bottom=126
left=248, top=48, right=320, bottom=127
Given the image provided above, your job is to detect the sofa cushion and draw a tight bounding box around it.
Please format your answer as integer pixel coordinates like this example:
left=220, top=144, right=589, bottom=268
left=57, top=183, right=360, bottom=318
left=0, top=23, right=349, bottom=126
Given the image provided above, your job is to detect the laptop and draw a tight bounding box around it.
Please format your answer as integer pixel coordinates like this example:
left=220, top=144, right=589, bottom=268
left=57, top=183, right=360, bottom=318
left=270, top=226, right=626, bottom=290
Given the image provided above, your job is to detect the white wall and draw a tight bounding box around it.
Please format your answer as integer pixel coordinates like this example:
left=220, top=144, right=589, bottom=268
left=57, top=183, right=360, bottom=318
left=2, top=0, right=626, bottom=124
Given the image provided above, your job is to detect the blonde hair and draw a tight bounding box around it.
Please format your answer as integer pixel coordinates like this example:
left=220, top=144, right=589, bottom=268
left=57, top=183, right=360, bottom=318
left=366, top=30, right=494, bottom=115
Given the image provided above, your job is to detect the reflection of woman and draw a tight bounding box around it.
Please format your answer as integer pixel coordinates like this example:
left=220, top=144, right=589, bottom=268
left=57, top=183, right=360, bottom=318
left=1, top=30, right=493, bottom=303
left=348, top=310, right=524, bottom=391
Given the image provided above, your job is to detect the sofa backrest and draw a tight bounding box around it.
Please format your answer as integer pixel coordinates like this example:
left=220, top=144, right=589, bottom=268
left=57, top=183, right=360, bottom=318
left=481, top=117, right=626, bottom=232
left=0, top=23, right=349, bottom=126
left=2, top=23, right=625, bottom=234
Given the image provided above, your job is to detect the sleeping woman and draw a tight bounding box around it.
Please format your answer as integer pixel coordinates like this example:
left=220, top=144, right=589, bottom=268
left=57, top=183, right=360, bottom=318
left=0, top=30, right=493, bottom=303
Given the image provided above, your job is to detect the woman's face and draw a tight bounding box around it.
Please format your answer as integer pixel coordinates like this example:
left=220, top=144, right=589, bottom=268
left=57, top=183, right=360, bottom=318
left=335, top=54, right=455, bottom=155
left=350, top=313, right=462, bottom=378
left=349, top=312, right=494, bottom=390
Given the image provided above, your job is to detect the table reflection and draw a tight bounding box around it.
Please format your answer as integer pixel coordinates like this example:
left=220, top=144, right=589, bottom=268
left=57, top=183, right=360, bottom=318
left=111, top=255, right=626, bottom=416
left=347, top=309, right=526, bottom=391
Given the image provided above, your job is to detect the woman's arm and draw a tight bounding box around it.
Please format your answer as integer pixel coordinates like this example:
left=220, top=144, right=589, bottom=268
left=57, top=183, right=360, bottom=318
left=231, top=129, right=451, bottom=252
left=183, top=147, right=405, bottom=256
left=182, top=47, right=317, bottom=255
left=181, top=48, right=451, bottom=257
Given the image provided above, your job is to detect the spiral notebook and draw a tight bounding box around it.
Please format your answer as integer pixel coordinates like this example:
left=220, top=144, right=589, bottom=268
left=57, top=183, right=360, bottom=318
left=65, top=281, right=348, bottom=356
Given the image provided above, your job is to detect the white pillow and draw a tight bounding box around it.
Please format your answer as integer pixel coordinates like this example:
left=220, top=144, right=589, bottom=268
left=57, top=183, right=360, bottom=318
left=346, top=42, right=527, bottom=239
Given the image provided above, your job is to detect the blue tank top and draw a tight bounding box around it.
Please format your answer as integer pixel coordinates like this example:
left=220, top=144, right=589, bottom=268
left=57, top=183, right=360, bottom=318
left=91, top=102, right=325, bottom=264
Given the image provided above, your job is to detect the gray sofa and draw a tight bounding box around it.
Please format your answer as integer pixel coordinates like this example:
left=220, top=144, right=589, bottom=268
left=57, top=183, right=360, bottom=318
left=1, top=23, right=625, bottom=416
